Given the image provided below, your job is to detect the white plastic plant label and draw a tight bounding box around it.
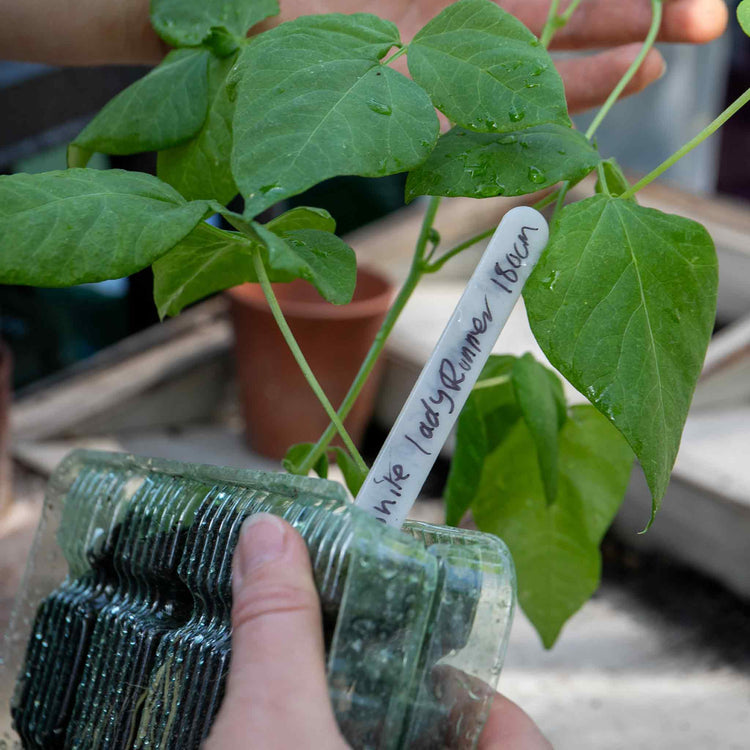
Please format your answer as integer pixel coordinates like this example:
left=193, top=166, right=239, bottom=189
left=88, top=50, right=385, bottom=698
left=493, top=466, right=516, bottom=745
left=355, top=206, right=549, bottom=528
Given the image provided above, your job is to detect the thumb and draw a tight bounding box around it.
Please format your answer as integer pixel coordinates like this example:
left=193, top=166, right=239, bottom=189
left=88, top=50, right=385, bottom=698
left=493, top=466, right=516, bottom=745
left=205, top=513, right=348, bottom=749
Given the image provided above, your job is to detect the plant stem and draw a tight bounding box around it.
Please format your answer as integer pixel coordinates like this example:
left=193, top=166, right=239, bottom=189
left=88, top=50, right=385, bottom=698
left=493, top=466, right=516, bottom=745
left=539, top=0, right=561, bottom=48
left=596, top=162, right=610, bottom=196
left=250, top=248, right=368, bottom=474
left=540, top=0, right=585, bottom=48
left=428, top=226, right=495, bottom=272
left=552, top=181, right=569, bottom=218
left=383, top=46, right=407, bottom=66
left=585, top=0, right=662, bottom=142
left=559, top=0, right=584, bottom=24
left=621, top=86, right=750, bottom=198
left=532, top=188, right=562, bottom=211
left=473, top=374, right=511, bottom=391
left=298, top=197, right=442, bottom=475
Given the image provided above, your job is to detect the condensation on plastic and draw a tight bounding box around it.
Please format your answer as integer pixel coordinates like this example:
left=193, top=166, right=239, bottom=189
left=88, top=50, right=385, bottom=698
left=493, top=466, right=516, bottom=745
left=0, top=450, right=515, bottom=749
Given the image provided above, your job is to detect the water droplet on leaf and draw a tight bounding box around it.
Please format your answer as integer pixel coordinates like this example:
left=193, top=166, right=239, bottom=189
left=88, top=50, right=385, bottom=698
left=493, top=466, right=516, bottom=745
left=509, top=109, right=525, bottom=123
left=528, top=166, right=546, bottom=184
left=475, top=184, right=498, bottom=198
left=541, top=270, right=559, bottom=291
left=499, top=135, right=517, bottom=146
left=367, top=98, right=392, bottom=116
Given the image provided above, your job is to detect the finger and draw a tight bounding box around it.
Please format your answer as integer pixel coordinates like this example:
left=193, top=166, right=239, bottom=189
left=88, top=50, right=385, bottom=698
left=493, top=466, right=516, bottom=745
left=502, top=0, right=728, bottom=48
left=205, top=514, right=346, bottom=749
left=478, top=693, right=552, bottom=750
left=558, top=44, right=666, bottom=114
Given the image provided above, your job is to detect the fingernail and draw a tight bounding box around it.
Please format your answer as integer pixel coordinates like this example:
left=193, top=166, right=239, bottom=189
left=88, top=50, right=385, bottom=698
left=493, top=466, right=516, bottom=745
left=235, top=513, right=287, bottom=586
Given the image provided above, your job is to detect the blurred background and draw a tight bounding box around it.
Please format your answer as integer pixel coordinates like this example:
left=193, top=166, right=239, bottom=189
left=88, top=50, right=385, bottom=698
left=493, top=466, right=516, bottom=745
left=1, top=3, right=749, bottom=748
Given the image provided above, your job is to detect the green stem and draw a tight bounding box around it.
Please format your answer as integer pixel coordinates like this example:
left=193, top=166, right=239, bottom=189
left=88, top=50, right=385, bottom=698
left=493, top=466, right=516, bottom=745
left=622, top=86, right=750, bottom=198
left=532, top=187, right=562, bottom=211
left=251, top=248, right=368, bottom=474
left=473, top=374, right=511, bottom=391
left=596, top=162, right=610, bottom=196
left=426, top=181, right=576, bottom=273
left=552, top=181, right=569, bottom=219
left=298, top=197, right=442, bottom=475
left=539, top=0, right=561, bottom=48
left=383, top=45, right=407, bottom=66
left=559, top=0, right=584, bottom=24
left=585, top=0, right=662, bottom=141
left=428, top=226, right=494, bottom=272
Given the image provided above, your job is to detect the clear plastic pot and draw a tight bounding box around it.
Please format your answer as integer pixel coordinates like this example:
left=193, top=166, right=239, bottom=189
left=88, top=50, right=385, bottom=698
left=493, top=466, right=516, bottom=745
left=0, top=450, right=515, bottom=749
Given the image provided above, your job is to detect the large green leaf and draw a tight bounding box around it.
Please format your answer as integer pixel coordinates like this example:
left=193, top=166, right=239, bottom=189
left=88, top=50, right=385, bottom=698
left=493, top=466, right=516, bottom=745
left=231, top=14, right=439, bottom=217
left=406, top=124, right=598, bottom=201
left=0, top=169, right=209, bottom=287
left=71, top=49, right=211, bottom=158
left=153, top=217, right=356, bottom=317
left=150, top=0, right=279, bottom=47
left=524, top=196, right=717, bottom=521
left=512, top=353, right=566, bottom=505
left=462, top=405, right=633, bottom=647
left=157, top=53, right=238, bottom=204
left=408, top=0, right=570, bottom=133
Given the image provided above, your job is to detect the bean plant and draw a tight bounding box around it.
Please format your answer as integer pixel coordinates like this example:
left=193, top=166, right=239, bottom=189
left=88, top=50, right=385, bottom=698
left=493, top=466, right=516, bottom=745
left=1, top=0, right=748, bottom=647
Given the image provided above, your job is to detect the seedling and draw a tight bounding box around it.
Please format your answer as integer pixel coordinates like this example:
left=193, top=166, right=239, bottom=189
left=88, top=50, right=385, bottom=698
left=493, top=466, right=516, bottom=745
left=1, top=0, right=748, bottom=646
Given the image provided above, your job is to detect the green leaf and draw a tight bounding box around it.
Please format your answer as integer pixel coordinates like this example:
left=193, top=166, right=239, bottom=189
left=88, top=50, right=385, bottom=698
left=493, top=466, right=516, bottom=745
left=445, top=356, right=519, bottom=526
left=332, top=447, right=367, bottom=496
left=157, top=53, right=238, bottom=204
left=467, top=405, right=633, bottom=647
left=231, top=14, right=439, bottom=217
left=512, top=353, right=566, bottom=505
left=150, top=0, right=279, bottom=47
left=153, top=222, right=257, bottom=317
left=408, top=0, right=570, bottom=133
left=524, top=195, right=717, bottom=522
left=283, top=443, right=328, bottom=478
left=71, top=49, right=211, bottom=159
left=153, top=219, right=356, bottom=317
left=266, top=206, right=336, bottom=235
left=738, top=0, right=750, bottom=36
left=259, top=225, right=357, bottom=305
left=595, top=157, right=632, bottom=199
left=0, top=169, right=209, bottom=287
left=405, top=124, right=599, bottom=201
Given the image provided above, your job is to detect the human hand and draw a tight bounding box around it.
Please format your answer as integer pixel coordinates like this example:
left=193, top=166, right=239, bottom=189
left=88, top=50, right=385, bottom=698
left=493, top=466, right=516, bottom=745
left=259, top=0, right=729, bottom=113
left=0, top=0, right=728, bottom=115
left=205, top=513, right=551, bottom=749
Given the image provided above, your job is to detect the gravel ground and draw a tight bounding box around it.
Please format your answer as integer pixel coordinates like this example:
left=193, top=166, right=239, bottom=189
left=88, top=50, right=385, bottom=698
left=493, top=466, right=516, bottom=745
left=500, top=538, right=750, bottom=749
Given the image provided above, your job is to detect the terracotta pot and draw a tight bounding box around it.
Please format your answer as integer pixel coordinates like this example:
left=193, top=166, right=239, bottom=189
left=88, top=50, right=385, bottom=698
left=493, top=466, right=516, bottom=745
left=0, top=340, right=12, bottom=515
left=228, top=267, right=393, bottom=460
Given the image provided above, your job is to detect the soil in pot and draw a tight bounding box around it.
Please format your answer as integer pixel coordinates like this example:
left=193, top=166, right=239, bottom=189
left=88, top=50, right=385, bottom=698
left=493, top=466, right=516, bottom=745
left=228, top=267, right=393, bottom=460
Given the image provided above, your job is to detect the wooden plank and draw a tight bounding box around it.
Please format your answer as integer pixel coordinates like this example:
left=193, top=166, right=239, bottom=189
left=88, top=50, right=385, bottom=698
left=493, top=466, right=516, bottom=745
left=11, top=302, right=233, bottom=442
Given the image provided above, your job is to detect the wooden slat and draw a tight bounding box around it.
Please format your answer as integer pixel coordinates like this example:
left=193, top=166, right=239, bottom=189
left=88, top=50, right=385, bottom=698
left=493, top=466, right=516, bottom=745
left=11, top=301, right=233, bottom=442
